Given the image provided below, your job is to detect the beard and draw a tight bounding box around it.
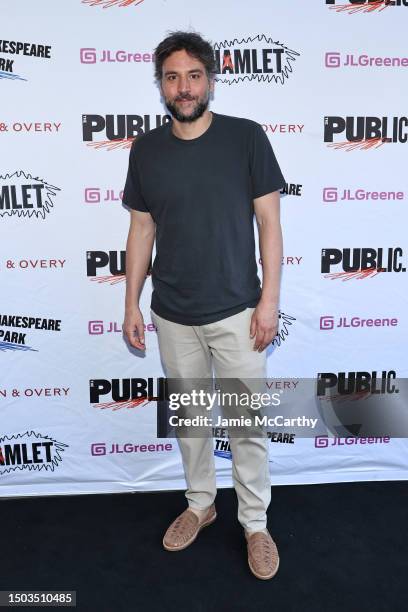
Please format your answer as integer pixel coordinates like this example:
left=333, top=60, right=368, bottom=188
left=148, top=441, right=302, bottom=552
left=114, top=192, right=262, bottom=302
left=164, top=90, right=210, bottom=123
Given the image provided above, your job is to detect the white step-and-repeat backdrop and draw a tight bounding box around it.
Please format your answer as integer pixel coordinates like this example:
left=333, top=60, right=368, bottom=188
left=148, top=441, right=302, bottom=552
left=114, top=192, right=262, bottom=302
left=1, top=0, right=407, bottom=497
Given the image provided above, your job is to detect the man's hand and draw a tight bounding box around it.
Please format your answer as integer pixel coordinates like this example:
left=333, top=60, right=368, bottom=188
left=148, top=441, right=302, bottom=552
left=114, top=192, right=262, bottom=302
left=250, top=301, right=279, bottom=352
left=123, top=307, right=146, bottom=350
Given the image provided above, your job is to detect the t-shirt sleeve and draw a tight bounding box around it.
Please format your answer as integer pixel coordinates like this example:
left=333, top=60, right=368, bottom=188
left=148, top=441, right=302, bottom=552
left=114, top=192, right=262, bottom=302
left=122, top=142, right=149, bottom=212
left=249, top=122, right=286, bottom=199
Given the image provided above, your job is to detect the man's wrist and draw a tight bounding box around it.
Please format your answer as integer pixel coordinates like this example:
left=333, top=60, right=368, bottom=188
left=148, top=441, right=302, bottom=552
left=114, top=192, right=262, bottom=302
left=125, top=302, right=140, bottom=313
left=258, top=296, right=279, bottom=310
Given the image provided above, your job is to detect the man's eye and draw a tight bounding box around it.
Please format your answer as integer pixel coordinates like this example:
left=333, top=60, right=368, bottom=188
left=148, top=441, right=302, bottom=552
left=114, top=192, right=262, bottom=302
left=191, top=74, right=200, bottom=79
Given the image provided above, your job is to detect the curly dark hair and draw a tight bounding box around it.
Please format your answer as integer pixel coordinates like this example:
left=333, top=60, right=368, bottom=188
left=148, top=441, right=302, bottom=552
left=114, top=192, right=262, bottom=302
left=154, top=30, right=217, bottom=82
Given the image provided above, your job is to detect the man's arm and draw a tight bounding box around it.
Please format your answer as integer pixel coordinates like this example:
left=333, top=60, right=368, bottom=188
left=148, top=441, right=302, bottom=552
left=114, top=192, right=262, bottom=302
left=251, top=190, right=283, bottom=352
left=123, top=209, right=155, bottom=350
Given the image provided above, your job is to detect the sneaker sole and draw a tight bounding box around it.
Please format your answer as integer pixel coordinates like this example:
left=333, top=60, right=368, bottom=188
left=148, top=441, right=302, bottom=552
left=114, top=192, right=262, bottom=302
left=248, top=554, right=280, bottom=580
left=162, top=512, right=217, bottom=552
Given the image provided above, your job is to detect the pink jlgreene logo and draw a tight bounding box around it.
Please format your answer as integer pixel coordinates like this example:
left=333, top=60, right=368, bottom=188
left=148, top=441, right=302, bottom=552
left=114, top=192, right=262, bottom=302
left=323, top=188, right=338, bottom=202
left=80, top=48, right=96, bottom=64
left=320, top=315, right=398, bottom=330
left=315, top=436, right=329, bottom=448
left=85, top=188, right=101, bottom=203
left=88, top=321, right=104, bottom=335
left=80, top=48, right=154, bottom=64
left=325, top=52, right=341, bottom=68
left=320, top=316, right=334, bottom=330
left=84, top=188, right=124, bottom=204
left=325, top=51, right=408, bottom=69
left=315, top=436, right=390, bottom=448
left=88, top=320, right=157, bottom=335
left=91, top=441, right=173, bottom=455
left=91, top=443, right=106, bottom=455
left=323, top=187, right=404, bottom=202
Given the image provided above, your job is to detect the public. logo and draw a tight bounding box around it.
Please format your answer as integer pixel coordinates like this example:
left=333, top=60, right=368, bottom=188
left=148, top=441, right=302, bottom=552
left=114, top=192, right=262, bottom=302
left=89, top=377, right=166, bottom=410
left=316, top=370, right=403, bottom=439
left=86, top=250, right=152, bottom=284
left=326, top=0, right=406, bottom=14
left=81, top=0, right=144, bottom=8
left=324, top=115, right=408, bottom=150
left=87, top=250, right=126, bottom=284
left=317, top=370, right=397, bottom=398
left=321, top=247, right=406, bottom=280
left=82, top=114, right=170, bottom=150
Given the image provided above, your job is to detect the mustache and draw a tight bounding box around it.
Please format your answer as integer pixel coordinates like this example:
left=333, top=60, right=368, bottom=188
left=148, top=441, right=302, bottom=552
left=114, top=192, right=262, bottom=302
left=175, top=95, right=195, bottom=101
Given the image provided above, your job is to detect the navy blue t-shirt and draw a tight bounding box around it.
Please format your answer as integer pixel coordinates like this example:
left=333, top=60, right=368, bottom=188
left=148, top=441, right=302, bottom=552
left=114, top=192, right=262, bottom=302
left=122, top=111, right=286, bottom=325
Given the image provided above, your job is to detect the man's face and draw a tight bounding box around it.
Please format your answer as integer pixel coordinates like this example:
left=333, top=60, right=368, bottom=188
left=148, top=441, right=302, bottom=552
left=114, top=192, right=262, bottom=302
left=160, top=49, right=214, bottom=123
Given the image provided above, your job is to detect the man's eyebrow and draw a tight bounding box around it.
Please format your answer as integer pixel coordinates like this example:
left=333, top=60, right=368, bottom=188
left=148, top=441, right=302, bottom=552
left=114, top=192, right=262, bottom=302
left=163, top=68, right=204, bottom=76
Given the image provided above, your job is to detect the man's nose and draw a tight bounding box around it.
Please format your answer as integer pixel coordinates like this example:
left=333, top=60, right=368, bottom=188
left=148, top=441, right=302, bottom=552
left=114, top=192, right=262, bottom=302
left=177, top=75, right=191, bottom=93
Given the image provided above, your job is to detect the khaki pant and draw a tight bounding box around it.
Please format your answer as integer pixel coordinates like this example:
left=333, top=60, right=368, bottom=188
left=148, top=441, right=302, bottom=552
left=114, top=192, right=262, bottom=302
left=151, top=306, right=271, bottom=532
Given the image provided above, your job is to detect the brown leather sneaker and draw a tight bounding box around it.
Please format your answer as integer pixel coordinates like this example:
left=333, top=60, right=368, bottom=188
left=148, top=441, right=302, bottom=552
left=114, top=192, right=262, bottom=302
left=162, top=504, right=217, bottom=551
left=245, top=529, right=280, bottom=580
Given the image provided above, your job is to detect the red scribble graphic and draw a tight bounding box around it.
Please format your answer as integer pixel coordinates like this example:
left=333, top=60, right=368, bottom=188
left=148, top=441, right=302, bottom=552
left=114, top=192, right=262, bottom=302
left=87, top=138, right=134, bottom=151
left=327, top=137, right=388, bottom=151
left=319, top=390, right=372, bottom=402
left=90, top=275, right=126, bottom=285
left=324, top=267, right=384, bottom=281
left=94, top=397, right=154, bottom=410
left=329, top=1, right=390, bottom=13
left=82, top=0, right=144, bottom=8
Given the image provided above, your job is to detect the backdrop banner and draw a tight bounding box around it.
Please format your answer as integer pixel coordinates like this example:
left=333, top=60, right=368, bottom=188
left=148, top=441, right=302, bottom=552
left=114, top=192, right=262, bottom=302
left=1, top=0, right=407, bottom=497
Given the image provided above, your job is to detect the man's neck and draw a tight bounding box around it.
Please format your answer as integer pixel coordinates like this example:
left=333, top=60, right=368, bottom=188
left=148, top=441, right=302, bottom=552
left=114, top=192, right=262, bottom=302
left=171, top=110, right=213, bottom=140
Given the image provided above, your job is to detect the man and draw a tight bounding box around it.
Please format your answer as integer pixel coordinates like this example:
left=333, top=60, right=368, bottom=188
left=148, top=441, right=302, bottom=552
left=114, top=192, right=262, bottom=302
left=122, top=31, right=286, bottom=580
